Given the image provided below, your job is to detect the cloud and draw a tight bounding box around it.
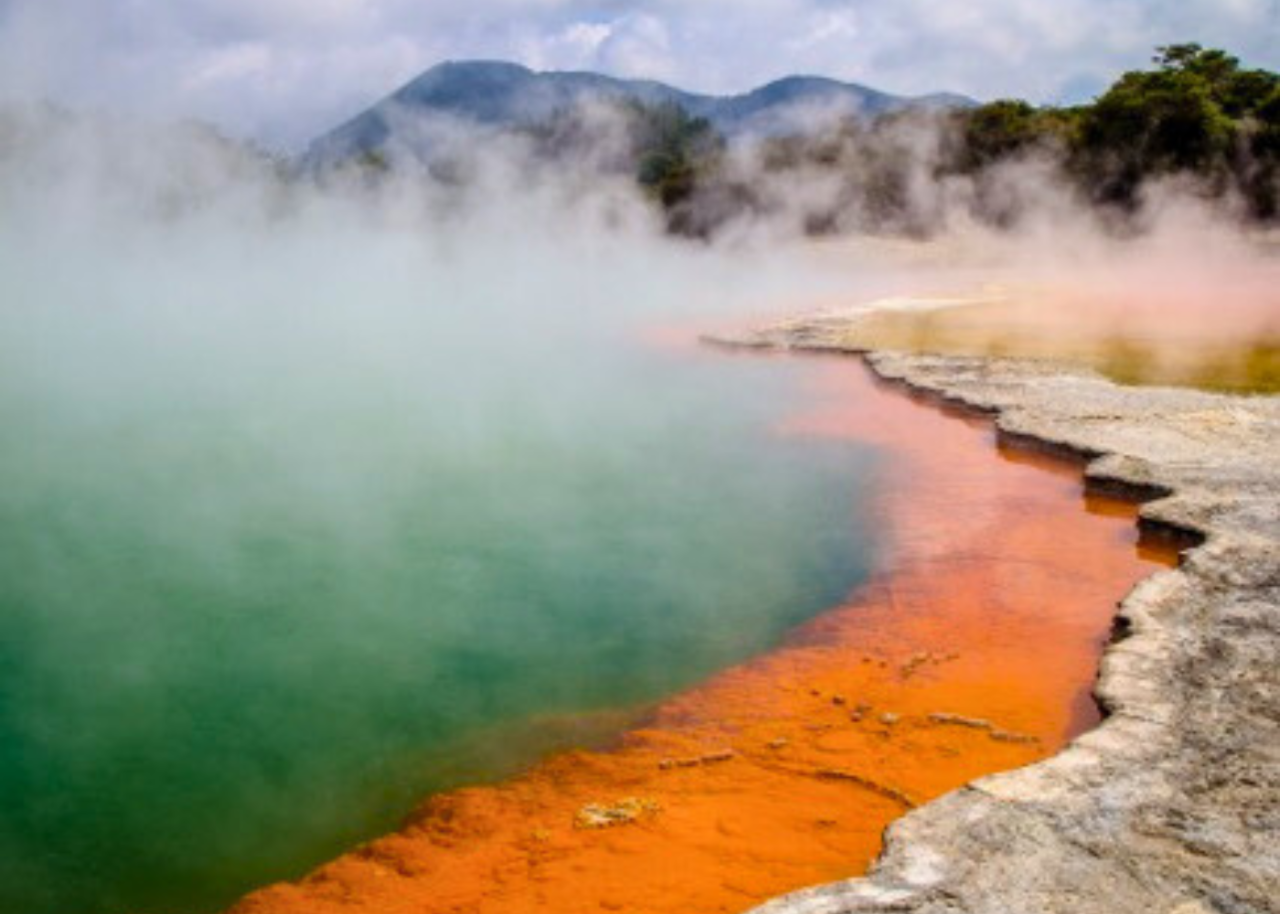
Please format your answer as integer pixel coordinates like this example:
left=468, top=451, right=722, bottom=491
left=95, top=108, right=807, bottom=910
left=1, top=0, right=1277, bottom=150
left=787, top=9, right=860, bottom=51
left=594, top=14, right=677, bottom=80
left=522, top=22, right=613, bottom=71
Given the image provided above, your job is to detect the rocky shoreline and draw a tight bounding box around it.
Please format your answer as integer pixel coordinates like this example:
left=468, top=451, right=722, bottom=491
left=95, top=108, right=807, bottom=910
left=708, top=319, right=1280, bottom=914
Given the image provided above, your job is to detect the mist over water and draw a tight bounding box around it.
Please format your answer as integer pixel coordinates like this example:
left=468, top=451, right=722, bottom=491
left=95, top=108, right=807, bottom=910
left=4, top=80, right=1273, bottom=914
left=0, top=132, right=882, bottom=914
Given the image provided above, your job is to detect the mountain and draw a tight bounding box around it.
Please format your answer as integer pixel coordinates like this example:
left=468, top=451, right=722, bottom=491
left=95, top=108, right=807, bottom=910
left=303, top=60, right=973, bottom=168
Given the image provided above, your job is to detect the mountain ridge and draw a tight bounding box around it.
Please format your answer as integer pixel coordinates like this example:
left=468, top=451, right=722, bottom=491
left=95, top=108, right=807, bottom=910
left=304, top=60, right=975, bottom=168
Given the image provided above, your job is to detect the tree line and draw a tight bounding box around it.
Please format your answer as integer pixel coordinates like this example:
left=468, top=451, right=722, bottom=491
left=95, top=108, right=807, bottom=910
left=629, top=44, right=1279, bottom=236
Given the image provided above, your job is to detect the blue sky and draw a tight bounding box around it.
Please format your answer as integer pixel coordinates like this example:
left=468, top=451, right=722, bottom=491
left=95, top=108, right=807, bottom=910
left=1, top=0, right=1277, bottom=150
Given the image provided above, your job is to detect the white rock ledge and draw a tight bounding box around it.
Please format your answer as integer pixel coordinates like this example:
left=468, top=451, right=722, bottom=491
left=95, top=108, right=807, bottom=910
left=707, top=329, right=1280, bottom=914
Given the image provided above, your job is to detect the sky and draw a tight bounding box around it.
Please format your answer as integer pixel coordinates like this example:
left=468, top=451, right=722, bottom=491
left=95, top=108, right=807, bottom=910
left=0, top=0, right=1277, bottom=151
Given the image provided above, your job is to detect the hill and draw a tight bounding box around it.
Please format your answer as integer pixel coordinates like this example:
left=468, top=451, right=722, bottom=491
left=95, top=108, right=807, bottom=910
left=303, top=60, right=971, bottom=168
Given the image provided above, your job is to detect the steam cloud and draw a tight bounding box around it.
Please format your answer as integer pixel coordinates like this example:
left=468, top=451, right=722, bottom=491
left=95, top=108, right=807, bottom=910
left=0, top=81, right=1275, bottom=914
left=0, top=101, right=886, bottom=914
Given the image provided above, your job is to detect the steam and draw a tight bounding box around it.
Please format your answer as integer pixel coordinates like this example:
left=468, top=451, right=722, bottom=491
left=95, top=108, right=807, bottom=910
left=0, top=83, right=1275, bottom=914
left=0, top=101, right=884, bottom=914
left=670, top=106, right=1279, bottom=354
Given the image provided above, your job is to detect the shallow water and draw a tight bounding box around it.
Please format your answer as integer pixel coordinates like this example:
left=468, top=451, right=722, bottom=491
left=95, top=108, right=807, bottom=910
left=0, top=305, right=880, bottom=914
left=839, top=298, right=1280, bottom=392
left=230, top=355, right=1177, bottom=914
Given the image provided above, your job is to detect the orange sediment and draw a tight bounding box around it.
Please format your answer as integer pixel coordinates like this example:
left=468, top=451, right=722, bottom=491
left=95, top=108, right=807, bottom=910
left=231, top=356, right=1178, bottom=914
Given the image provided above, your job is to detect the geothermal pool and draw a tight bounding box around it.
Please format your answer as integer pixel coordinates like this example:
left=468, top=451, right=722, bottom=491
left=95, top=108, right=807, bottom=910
left=229, top=351, right=1177, bottom=914
left=0, top=315, right=881, bottom=914
left=0, top=223, right=1174, bottom=914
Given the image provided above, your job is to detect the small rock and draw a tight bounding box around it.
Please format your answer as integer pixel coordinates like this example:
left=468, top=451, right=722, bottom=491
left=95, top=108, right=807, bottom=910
left=929, top=712, right=992, bottom=730
left=575, top=797, right=660, bottom=829
left=901, top=652, right=932, bottom=677
left=659, top=749, right=736, bottom=769
left=698, top=750, right=736, bottom=764
left=989, top=728, right=1038, bottom=744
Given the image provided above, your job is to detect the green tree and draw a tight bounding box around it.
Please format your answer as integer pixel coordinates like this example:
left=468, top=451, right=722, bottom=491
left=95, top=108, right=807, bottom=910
left=955, top=100, right=1053, bottom=170
left=628, top=102, right=722, bottom=209
left=1073, top=43, right=1278, bottom=210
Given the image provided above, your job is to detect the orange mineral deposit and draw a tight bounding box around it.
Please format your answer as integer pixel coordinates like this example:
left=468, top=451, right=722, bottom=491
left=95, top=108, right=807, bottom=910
left=230, top=354, right=1177, bottom=914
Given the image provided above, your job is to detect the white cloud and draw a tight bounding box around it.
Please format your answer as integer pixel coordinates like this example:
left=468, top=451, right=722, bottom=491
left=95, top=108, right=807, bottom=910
left=595, top=14, right=676, bottom=80
left=521, top=21, right=611, bottom=71
left=184, top=43, right=273, bottom=90
left=788, top=10, right=860, bottom=51
left=0, top=0, right=1276, bottom=150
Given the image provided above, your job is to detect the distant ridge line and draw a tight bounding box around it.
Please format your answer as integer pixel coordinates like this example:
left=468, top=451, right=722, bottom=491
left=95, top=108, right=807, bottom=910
left=304, top=59, right=975, bottom=167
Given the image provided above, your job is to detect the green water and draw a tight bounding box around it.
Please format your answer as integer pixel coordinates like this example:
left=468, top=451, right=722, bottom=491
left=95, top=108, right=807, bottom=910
left=0, top=246, right=881, bottom=913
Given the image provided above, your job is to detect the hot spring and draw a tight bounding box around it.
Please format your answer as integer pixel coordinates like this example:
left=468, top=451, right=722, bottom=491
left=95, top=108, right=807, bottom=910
left=0, top=215, right=883, bottom=914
